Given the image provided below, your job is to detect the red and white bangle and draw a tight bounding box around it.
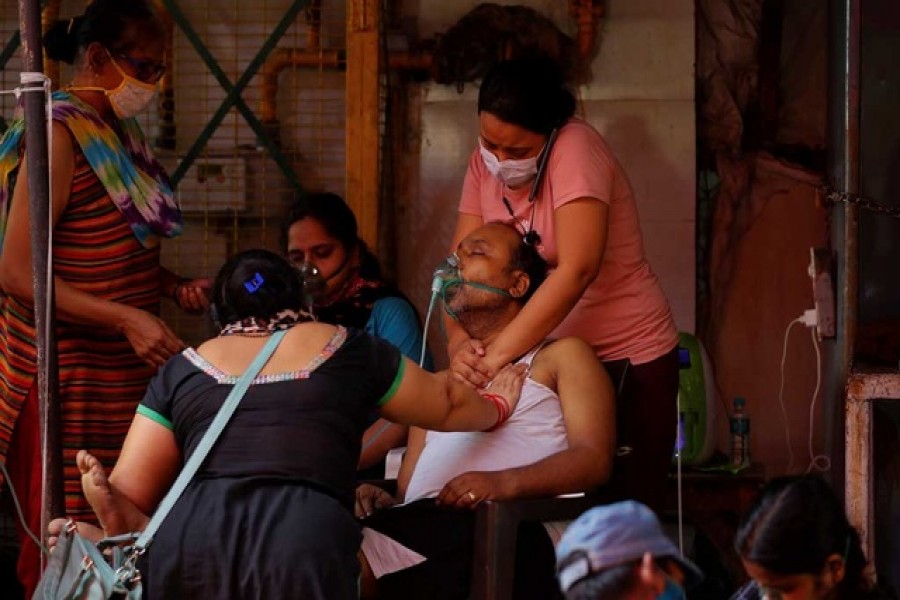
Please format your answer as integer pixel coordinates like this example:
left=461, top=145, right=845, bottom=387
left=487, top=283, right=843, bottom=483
left=481, top=392, right=511, bottom=432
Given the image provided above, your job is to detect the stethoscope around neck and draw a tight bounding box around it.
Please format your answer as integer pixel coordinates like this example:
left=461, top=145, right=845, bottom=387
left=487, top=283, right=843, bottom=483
left=500, top=126, right=559, bottom=248
left=419, top=127, right=561, bottom=366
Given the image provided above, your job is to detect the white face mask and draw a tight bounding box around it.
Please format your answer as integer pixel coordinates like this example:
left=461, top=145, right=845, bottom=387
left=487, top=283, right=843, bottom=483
left=71, top=51, right=158, bottom=119
left=479, top=140, right=539, bottom=188
left=104, top=52, right=158, bottom=118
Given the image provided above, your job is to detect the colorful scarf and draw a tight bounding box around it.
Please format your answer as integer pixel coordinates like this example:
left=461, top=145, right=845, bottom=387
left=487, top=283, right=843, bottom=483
left=218, top=308, right=315, bottom=336
left=0, top=90, right=182, bottom=250
left=315, top=271, right=401, bottom=330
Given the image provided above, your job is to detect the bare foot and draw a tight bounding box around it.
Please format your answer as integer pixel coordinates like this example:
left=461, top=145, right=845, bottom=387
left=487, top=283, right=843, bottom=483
left=77, top=450, right=147, bottom=535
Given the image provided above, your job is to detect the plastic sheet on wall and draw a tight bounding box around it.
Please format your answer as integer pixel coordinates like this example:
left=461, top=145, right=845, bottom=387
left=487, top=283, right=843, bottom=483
left=696, top=0, right=827, bottom=342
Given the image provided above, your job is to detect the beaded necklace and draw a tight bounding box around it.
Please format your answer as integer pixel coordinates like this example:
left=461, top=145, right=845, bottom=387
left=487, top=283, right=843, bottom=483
left=218, top=308, right=313, bottom=337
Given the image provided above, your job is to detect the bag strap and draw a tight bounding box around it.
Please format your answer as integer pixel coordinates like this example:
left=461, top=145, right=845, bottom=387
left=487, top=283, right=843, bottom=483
left=134, top=329, right=287, bottom=551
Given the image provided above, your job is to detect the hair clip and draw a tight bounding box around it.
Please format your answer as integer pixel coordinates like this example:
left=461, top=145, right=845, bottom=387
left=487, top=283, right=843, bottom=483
left=244, top=272, right=264, bottom=294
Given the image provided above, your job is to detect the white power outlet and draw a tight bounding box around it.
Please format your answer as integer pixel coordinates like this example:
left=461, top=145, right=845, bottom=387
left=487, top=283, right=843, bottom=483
left=808, top=247, right=836, bottom=339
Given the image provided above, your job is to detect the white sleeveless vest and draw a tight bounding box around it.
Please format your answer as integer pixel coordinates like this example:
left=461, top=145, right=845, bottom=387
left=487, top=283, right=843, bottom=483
left=404, top=343, right=568, bottom=502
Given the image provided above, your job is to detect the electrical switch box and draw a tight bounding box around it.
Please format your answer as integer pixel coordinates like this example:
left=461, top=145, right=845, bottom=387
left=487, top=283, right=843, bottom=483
left=177, top=156, right=246, bottom=213
left=809, top=247, right=836, bottom=340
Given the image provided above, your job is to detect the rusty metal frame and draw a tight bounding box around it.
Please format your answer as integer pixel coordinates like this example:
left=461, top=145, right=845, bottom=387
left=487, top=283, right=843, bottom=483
left=844, top=372, right=900, bottom=576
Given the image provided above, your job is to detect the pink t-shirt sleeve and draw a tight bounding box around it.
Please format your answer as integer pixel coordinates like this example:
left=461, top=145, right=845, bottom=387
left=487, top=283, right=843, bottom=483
left=546, top=121, right=616, bottom=209
left=458, top=148, right=485, bottom=216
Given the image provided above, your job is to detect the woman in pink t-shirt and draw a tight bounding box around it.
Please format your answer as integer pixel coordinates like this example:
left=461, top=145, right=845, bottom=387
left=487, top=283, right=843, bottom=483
left=447, top=56, right=679, bottom=508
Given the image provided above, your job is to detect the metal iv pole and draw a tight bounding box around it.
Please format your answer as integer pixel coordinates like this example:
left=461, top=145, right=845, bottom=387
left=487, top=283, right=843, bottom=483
left=17, top=0, right=63, bottom=567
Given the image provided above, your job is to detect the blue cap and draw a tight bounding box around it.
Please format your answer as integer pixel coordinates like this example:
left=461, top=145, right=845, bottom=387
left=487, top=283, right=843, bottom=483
left=555, top=501, right=703, bottom=592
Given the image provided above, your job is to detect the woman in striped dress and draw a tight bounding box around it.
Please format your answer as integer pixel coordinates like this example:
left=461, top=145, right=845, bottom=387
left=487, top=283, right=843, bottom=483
left=0, top=1, right=207, bottom=595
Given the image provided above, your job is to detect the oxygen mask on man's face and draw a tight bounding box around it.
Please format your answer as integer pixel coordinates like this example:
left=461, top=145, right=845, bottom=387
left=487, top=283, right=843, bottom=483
left=431, top=252, right=460, bottom=293
left=436, top=253, right=512, bottom=322
left=295, top=260, right=327, bottom=316
left=440, top=277, right=512, bottom=319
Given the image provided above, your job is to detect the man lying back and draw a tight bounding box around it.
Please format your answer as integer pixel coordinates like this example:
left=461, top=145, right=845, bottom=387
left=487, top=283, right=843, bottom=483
left=356, top=222, right=616, bottom=599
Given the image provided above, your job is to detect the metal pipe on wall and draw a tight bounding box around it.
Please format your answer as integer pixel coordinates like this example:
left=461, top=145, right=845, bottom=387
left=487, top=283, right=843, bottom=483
left=18, top=0, right=63, bottom=555
left=258, top=48, right=433, bottom=126
left=259, top=48, right=343, bottom=126
left=258, top=6, right=599, bottom=131
left=827, top=0, right=859, bottom=504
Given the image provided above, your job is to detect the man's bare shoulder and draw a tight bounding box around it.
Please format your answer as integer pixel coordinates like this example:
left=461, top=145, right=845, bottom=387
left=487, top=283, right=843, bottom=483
left=538, top=336, right=597, bottom=364
left=531, top=337, right=602, bottom=379
left=534, top=338, right=614, bottom=412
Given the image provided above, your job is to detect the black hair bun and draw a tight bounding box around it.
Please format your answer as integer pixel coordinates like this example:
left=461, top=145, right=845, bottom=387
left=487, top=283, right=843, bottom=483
left=43, top=17, right=82, bottom=64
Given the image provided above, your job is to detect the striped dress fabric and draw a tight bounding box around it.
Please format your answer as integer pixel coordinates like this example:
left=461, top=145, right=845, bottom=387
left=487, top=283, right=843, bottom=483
left=0, top=137, right=160, bottom=520
left=0, top=91, right=182, bottom=251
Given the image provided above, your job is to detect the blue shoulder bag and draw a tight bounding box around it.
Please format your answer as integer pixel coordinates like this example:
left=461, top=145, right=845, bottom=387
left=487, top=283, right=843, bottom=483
left=29, top=330, right=286, bottom=599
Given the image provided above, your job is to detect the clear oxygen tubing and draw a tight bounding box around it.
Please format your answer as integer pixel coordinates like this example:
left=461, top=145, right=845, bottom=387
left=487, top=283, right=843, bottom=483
left=419, top=252, right=459, bottom=369
left=360, top=254, right=458, bottom=453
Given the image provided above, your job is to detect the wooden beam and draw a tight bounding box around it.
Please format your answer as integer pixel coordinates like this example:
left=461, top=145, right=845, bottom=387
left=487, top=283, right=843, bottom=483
left=345, top=0, right=381, bottom=250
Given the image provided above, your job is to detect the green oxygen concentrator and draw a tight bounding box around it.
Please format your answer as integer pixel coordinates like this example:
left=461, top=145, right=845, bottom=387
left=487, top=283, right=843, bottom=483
left=673, top=332, right=717, bottom=465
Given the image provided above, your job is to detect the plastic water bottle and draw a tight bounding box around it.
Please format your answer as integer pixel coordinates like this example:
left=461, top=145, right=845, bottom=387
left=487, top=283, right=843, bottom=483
left=730, top=397, right=750, bottom=467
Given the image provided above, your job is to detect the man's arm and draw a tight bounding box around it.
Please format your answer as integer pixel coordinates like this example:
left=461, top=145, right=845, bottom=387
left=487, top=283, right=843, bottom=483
left=436, top=337, right=615, bottom=507
left=396, top=426, right=427, bottom=502
left=354, top=425, right=427, bottom=518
